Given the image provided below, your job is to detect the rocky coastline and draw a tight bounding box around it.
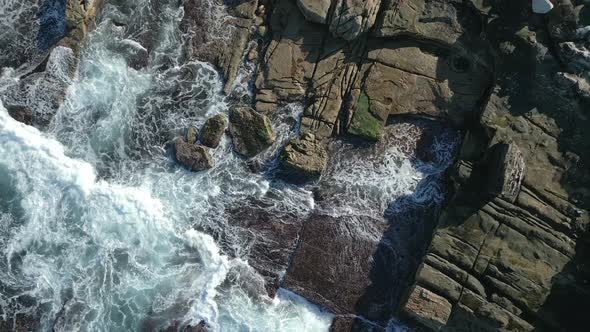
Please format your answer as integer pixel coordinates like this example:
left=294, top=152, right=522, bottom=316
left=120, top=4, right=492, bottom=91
left=181, top=0, right=590, bottom=330
left=2, top=0, right=590, bottom=331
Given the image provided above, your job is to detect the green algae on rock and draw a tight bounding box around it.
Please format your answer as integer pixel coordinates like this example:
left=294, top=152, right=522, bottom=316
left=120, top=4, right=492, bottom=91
left=229, top=107, right=276, bottom=157
left=347, top=92, right=385, bottom=142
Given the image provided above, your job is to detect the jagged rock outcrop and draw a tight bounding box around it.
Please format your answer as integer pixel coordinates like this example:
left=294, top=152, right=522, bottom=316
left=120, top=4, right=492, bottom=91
left=486, top=143, right=525, bottom=203
left=228, top=107, right=276, bottom=157
left=330, top=0, right=382, bottom=41
left=398, top=1, right=590, bottom=331
left=1, top=46, right=78, bottom=127
left=181, top=0, right=262, bottom=95
left=174, top=138, right=214, bottom=171
left=238, top=0, right=590, bottom=330
left=279, top=133, right=327, bottom=182
left=200, top=114, right=228, bottom=148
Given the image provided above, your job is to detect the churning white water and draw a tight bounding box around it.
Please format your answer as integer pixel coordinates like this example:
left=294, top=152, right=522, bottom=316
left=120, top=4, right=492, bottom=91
left=0, top=0, right=459, bottom=331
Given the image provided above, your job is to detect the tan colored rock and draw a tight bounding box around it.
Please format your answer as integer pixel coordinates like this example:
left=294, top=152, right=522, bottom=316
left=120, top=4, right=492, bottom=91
left=279, top=133, right=327, bottom=182
left=403, top=286, right=452, bottom=331
left=174, top=138, right=214, bottom=171
left=330, top=0, right=382, bottom=40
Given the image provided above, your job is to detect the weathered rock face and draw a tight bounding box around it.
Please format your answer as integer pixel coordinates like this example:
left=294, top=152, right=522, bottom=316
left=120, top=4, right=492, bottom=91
left=174, top=138, right=214, bottom=171
left=403, top=285, right=452, bottom=331
left=279, top=133, right=327, bottom=182
left=398, top=1, right=590, bottom=331
left=297, top=0, right=332, bottom=24
left=181, top=0, right=261, bottom=95
left=486, top=143, right=525, bottom=203
left=1, top=46, right=78, bottom=127
left=330, top=0, right=382, bottom=41
left=283, top=214, right=395, bottom=320
left=200, top=114, right=228, bottom=148
left=228, top=107, right=276, bottom=157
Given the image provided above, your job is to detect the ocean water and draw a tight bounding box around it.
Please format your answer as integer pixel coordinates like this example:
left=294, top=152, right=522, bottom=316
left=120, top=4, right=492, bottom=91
left=0, top=0, right=458, bottom=331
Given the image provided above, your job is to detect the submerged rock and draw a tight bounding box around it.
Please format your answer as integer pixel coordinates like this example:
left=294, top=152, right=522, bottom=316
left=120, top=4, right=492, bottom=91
left=229, top=107, right=276, bottom=157
left=279, top=133, right=327, bottom=183
left=200, top=113, right=228, bottom=148
left=174, top=138, right=213, bottom=171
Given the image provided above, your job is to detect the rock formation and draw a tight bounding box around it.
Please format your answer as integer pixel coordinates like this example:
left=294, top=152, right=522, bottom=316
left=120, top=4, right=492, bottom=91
left=279, top=133, right=328, bottom=182
left=200, top=114, right=228, bottom=149
left=174, top=138, right=214, bottom=171
left=228, top=107, right=276, bottom=157
left=210, top=0, right=590, bottom=331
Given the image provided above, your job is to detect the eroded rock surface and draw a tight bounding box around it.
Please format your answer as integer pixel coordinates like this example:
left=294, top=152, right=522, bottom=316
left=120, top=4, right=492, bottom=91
left=174, top=138, right=214, bottom=171
left=201, top=113, right=228, bottom=148
left=279, top=133, right=328, bottom=182
left=229, top=107, right=276, bottom=157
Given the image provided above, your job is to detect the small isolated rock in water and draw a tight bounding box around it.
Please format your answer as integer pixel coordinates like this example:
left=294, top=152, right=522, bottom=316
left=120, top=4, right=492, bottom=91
left=486, top=143, right=525, bottom=203
left=186, top=126, right=198, bottom=145
left=174, top=138, right=213, bottom=171
left=279, top=133, right=327, bottom=183
left=201, top=113, right=228, bottom=148
left=229, top=107, right=276, bottom=157
left=533, top=0, right=554, bottom=14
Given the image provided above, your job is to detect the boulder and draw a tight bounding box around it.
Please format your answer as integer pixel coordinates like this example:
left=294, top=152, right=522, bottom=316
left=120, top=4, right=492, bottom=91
left=229, top=107, right=276, bottom=157
left=200, top=114, right=228, bottom=148
left=402, top=285, right=452, bottom=331
left=486, top=143, right=525, bottom=203
left=330, top=0, right=382, bottom=40
left=279, top=133, right=328, bottom=182
left=533, top=0, right=554, bottom=14
left=296, top=0, right=331, bottom=24
left=174, top=138, right=213, bottom=171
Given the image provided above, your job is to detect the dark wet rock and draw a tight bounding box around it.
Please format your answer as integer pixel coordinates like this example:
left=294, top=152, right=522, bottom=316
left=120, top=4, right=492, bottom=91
left=180, top=0, right=256, bottom=95
left=228, top=107, right=276, bottom=158
left=284, top=214, right=391, bottom=320
left=38, top=0, right=68, bottom=51
left=0, top=314, right=40, bottom=332
left=165, top=320, right=208, bottom=332
left=0, top=46, right=77, bottom=128
left=279, top=133, right=328, bottom=183
left=330, top=315, right=386, bottom=332
left=283, top=209, right=437, bottom=323
left=224, top=200, right=304, bottom=297
left=200, top=114, right=228, bottom=149
left=6, top=105, right=34, bottom=125
left=174, top=138, right=213, bottom=171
